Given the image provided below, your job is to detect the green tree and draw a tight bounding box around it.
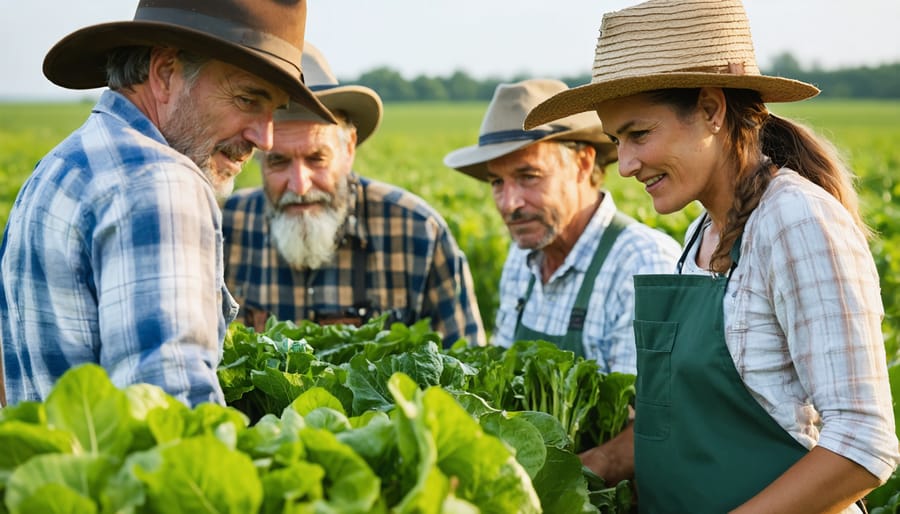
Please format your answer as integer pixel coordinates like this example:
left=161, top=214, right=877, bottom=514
left=411, top=75, right=449, bottom=101
left=357, top=67, right=415, bottom=102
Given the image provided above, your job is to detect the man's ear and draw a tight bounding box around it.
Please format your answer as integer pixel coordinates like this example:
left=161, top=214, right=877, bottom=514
left=346, top=127, right=358, bottom=159
left=577, top=144, right=597, bottom=183
left=147, top=48, right=181, bottom=104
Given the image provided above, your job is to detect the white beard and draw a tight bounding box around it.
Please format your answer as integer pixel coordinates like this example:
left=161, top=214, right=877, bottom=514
left=268, top=182, right=350, bottom=270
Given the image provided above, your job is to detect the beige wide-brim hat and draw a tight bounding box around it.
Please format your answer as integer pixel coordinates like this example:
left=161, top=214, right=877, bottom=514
left=274, top=43, right=383, bottom=146
left=525, top=0, right=820, bottom=130
left=42, top=0, right=335, bottom=123
left=444, top=78, right=617, bottom=181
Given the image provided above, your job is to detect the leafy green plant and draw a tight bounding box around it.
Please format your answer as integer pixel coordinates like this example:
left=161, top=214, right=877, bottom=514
left=0, top=364, right=548, bottom=513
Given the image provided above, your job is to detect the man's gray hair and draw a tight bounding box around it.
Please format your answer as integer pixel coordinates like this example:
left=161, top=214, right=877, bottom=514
left=558, top=141, right=606, bottom=188
left=106, top=46, right=208, bottom=92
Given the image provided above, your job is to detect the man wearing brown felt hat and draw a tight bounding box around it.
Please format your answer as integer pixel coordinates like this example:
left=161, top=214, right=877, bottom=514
left=0, top=0, right=334, bottom=407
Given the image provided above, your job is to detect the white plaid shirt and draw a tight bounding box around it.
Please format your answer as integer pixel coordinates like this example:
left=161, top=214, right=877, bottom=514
left=682, top=168, right=899, bottom=483
left=492, top=194, right=682, bottom=373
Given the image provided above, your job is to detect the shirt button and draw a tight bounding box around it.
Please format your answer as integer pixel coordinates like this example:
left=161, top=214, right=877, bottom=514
left=308, top=288, right=314, bottom=297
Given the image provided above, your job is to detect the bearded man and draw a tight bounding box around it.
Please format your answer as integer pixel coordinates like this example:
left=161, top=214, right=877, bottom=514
left=222, top=45, right=485, bottom=347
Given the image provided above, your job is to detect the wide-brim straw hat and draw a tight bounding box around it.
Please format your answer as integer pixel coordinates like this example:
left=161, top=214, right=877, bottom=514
left=274, top=43, right=383, bottom=146
left=525, top=0, right=820, bottom=130
left=444, top=78, right=617, bottom=181
left=42, top=0, right=335, bottom=123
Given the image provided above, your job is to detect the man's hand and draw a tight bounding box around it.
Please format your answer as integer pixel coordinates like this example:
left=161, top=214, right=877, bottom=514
left=579, top=423, right=635, bottom=486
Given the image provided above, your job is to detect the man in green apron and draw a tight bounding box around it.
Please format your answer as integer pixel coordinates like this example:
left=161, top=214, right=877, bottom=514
left=444, top=78, right=681, bottom=485
left=445, top=78, right=679, bottom=364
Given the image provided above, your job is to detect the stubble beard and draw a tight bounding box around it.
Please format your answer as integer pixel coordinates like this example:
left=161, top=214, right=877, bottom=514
left=163, top=90, right=252, bottom=198
left=507, top=209, right=559, bottom=250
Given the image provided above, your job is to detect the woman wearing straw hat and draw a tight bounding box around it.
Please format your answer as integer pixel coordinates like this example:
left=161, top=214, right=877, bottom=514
left=0, top=0, right=334, bottom=407
left=526, top=0, right=898, bottom=512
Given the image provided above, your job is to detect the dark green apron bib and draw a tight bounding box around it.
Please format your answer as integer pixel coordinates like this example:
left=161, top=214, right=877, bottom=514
left=514, top=212, right=632, bottom=357
left=632, top=218, right=807, bottom=513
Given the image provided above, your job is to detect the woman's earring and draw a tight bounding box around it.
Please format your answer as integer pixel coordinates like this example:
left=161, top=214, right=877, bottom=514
left=712, top=124, right=720, bottom=134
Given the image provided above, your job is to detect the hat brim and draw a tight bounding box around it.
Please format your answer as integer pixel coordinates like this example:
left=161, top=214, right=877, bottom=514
left=524, top=72, right=820, bottom=130
left=43, top=21, right=336, bottom=123
left=444, top=126, right=618, bottom=181
left=314, top=86, right=383, bottom=146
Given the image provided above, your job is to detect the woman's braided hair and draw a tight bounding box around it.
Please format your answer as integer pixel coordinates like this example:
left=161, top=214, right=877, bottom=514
left=648, top=88, right=867, bottom=274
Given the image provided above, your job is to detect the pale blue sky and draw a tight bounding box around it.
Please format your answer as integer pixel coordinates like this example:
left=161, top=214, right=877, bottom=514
left=1, top=0, right=898, bottom=100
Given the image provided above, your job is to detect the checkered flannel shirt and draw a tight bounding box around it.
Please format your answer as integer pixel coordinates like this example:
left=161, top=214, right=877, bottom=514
left=222, top=175, right=486, bottom=347
left=0, top=90, right=235, bottom=407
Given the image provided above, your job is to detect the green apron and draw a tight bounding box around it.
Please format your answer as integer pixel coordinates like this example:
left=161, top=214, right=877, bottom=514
left=514, top=212, right=632, bottom=357
left=632, top=217, right=807, bottom=513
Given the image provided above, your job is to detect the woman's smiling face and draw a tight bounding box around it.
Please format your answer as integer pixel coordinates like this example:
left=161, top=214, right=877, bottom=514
left=596, top=89, right=729, bottom=216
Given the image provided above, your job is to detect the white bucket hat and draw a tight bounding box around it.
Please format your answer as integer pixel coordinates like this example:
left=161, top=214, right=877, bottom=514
left=275, top=43, right=383, bottom=146
left=525, top=0, right=820, bottom=129
left=444, top=78, right=617, bottom=181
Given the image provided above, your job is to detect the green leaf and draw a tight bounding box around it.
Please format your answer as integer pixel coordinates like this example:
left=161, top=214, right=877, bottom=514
left=43, top=364, right=132, bottom=457
left=5, top=453, right=117, bottom=514
left=260, top=461, right=326, bottom=514
left=251, top=367, right=307, bottom=413
left=422, top=385, right=542, bottom=513
left=514, top=411, right=571, bottom=450
left=290, top=387, right=346, bottom=416
left=530, top=446, right=596, bottom=514
left=0, top=421, right=74, bottom=483
left=387, top=374, right=448, bottom=513
left=13, top=483, right=98, bottom=514
left=133, top=435, right=263, bottom=514
left=303, top=408, right=352, bottom=433
left=298, top=428, right=381, bottom=512
left=479, top=412, right=547, bottom=479
left=0, top=401, right=46, bottom=425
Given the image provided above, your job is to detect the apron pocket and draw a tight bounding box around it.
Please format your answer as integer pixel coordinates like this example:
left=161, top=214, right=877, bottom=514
left=633, top=319, right=676, bottom=442
left=633, top=319, right=677, bottom=406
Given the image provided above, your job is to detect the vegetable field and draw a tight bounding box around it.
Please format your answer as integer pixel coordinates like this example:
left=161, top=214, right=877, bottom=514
left=2, top=99, right=900, bottom=511
left=2, top=99, right=900, bottom=355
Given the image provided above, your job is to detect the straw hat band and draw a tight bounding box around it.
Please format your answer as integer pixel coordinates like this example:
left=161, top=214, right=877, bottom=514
left=136, top=7, right=302, bottom=75
left=478, top=127, right=570, bottom=146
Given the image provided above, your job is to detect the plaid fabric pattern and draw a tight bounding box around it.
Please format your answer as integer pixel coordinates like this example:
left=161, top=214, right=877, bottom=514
left=681, top=169, right=900, bottom=483
left=222, top=175, right=486, bottom=347
left=491, top=194, right=682, bottom=373
left=0, top=90, right=235, bottom=407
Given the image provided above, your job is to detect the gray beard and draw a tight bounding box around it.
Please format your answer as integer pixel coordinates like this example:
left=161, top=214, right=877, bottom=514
left=268, top=182, right=351, bottom=270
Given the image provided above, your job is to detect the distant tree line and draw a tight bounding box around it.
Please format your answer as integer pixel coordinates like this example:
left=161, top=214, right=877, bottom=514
left=343, top=53, right=900, bottom=102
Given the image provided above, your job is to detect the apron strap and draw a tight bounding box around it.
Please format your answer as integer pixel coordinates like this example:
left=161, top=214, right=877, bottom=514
left=568, top=211, right=632, bottom=330
left=515, top=211, right=633, bottom=332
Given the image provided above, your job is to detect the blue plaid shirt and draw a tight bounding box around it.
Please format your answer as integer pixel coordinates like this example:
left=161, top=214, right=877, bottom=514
left=0, top=90, right=237, bottom=406
left=491, top=194, right=681, bottom=374
left=222, top=176, right=486, bottom=347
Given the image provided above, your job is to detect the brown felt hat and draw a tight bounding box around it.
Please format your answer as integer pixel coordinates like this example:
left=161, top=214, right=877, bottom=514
left=274, top=43, right=383, bottom=146
left=42, top=0, right=335, bottom=123
left=443, top=78, right=617, bottom=182
left=525, top=0, right=819, bottom=130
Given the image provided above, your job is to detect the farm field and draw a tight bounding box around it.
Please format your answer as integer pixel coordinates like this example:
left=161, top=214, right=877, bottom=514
left=1, top=99, right=899, bottom=360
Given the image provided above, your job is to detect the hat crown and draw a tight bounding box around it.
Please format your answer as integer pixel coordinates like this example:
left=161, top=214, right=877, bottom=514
left=300, top=43, right=340, bottom=88
left=134, top=0, right=308, bottom=65
left=592, top=0, right=759, bottom=84
left=481, top=79, right=601, bottom=137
